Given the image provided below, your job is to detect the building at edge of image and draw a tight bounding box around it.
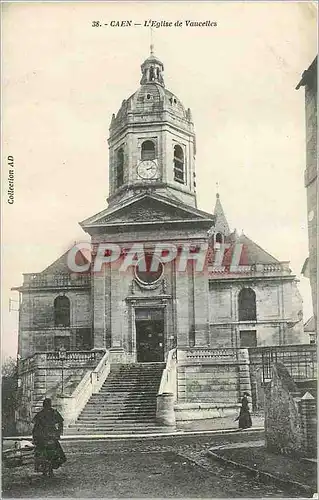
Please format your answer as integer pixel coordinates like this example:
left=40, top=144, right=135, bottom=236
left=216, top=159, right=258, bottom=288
left=13, top=49, right=310, bottom=434
left=297, top=55, right=318, bottom=343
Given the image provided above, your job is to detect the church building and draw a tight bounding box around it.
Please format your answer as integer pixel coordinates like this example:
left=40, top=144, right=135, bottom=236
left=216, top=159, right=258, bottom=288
left=14, top=48, right=306, bottom=433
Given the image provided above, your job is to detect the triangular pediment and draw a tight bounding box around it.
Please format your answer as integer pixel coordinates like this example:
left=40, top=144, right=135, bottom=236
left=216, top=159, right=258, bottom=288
left=80, top=192, right=214, bottom=229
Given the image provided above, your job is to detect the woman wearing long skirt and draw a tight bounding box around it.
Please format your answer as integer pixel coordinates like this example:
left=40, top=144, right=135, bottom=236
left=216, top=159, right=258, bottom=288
left=32, top=398, right=66, bottom=477
left=235, top=392, right=252, bottom=430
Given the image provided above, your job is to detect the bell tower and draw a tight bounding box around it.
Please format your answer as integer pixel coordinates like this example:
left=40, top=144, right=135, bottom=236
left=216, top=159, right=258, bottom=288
left=107, top=47, right=197, bottom=208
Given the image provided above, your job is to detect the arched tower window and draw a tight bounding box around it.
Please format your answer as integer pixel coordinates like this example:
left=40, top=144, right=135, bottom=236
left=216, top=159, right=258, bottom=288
left=174, top=145, right=185, bottom=183
left=141, top=140, right=155, bottom=161
left=54, top=296, right=70, bottom=327
left=238, top=288, right=256, bottom=321
left=116, top=148, right=124, bottom=188
left=215, top=233, right=223, bottom=244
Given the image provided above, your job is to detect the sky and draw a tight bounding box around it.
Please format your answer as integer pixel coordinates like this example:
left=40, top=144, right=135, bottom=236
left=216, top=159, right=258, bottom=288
left=2, top=1, right=317, bottom=360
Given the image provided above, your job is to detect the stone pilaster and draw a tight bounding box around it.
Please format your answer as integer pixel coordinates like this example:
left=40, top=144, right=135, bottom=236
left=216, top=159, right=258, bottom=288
left=237, top=348, right=252, bottom=399
left=92, top=271, right=106, bottom=349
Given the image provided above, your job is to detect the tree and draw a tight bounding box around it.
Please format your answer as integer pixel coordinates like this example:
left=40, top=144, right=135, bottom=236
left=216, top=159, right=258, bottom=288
left=2, top=356, right=17, bottom=378
left=2, top=356, right=18, bottom=436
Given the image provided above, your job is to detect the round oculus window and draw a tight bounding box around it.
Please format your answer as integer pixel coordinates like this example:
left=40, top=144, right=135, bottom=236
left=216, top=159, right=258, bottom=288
left=135, top=254, right=164, bottom=284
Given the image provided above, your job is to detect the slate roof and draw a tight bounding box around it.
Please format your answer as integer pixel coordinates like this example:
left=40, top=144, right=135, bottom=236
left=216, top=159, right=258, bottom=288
left=304, top=316, right=315, bottom=332
left=40, top=248, right=90, bottom=275
left=222, top=232, right=281, bottom=265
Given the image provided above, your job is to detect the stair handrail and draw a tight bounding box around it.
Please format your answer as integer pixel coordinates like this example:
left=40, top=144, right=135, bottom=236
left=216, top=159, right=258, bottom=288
left=57, top=349, right=110, bottom=428
left=157, top=348, right=177, bottom=400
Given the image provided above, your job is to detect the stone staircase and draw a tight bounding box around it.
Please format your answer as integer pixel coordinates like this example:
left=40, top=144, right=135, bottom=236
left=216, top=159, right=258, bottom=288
left=66, top=362, right=168, bottom=435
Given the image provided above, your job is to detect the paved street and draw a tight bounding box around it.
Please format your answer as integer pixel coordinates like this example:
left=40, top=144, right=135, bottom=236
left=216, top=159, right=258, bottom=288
left=2, top=432, right=302, bottom=498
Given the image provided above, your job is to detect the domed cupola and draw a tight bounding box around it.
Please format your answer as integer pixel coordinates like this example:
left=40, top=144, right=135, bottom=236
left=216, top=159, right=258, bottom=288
left=107, top=48, right=197, bottom=208
left=140, top=45, right=165, bottom=87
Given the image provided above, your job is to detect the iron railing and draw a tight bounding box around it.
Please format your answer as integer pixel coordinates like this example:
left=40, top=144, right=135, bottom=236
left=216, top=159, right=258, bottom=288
left=249, top=345, right=317, bottom=383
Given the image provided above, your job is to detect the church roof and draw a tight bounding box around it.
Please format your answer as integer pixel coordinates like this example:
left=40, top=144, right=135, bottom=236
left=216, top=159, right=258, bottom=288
left=40, top=248, right=90, bottom=275
left=304, top=315, right=315, bottom=332
left=223, top=232, right=281, bottom=266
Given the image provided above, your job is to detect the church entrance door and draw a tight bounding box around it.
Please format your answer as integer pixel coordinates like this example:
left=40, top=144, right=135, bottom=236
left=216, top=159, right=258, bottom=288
left=135, top=308, right=164, bottom=362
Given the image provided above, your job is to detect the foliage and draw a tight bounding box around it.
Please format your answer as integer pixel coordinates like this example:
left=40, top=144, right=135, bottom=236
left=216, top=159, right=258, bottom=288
left=2, top=357, right=18, bottom=436
left=2, top=356, right=17, bottom=377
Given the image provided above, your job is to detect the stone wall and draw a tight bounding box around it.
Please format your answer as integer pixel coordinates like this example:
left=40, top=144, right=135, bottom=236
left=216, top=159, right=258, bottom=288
left=174, top=348, right=250, bottom=421
left=16, top=351, right=103, bottom=434
left=304, top=76, right=317, bottom=323
left=299, top=392, right=317, bottom=457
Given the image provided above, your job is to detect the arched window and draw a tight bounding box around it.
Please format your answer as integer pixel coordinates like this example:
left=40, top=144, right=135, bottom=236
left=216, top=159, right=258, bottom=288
left=116, top=148, right=124, bottom=188
left=54, top=296, right=70, bottom=327
left=216, top=233, right=223, bottom=244
left=238, top=288, right=256, bottom=321
left=141, top=140, right=155, bottom=161
left=174, top=145, right=185, bottom=183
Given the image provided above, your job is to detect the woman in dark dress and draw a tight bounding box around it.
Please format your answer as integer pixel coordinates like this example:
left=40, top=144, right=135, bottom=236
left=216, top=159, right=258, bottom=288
left=32, top=398, right=66, bottom=477
left=235, top=392, right=252, bottom=430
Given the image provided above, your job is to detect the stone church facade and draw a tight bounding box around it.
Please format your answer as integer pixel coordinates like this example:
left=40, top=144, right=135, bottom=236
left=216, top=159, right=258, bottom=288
left=14, top=49, right=306, bottom=431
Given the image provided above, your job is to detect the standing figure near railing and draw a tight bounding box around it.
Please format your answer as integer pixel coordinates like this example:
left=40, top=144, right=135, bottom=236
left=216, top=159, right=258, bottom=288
left=32, top=398, right=66, bottom=477
left=235, top=392, right=252, bottom=430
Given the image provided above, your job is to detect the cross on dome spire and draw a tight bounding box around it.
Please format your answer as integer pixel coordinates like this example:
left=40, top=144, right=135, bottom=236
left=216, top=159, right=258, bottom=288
left=150, top=26, right=154, bottom=55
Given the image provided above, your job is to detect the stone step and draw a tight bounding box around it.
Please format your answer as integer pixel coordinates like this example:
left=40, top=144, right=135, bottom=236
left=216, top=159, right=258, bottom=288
left=79, top=408, right=156, bottom=414
left=101, top=384, right=160, bottom=388
left=90, top=396, right=156, bottom=400
left=69, top=421, right=158, bottom=428
left=78, top=415, right=156, bottom=421
left=80, top=415, right=156, bottom=420
left=110, top=373, right=163, bottom=376
left=101, top=381, right=161, bottom=385
left=97, top=388, right=158, bottom=392
left=88, top=401, right=156, bottom=406
left=80, top=407, right=156, bottom=414
left=83, top=407, right=156, bottom=412
left=81, top=410, right=156, bottom=415
left=112, top=365, right=165, bottom=370
left=66, top=427, right=170, bottom=435
left=101, top=387, right=158, bottom=390
left=85, top=400, right=157, bottom=405
left=91, top=392, right=157, bottom=396
left=111, top=375, right=163, bottom=378
left=71, top=363, right=164, bottom=433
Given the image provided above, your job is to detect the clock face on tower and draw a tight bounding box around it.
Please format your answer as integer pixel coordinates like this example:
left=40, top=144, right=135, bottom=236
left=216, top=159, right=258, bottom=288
left=137, top=160, right=159, bottom=180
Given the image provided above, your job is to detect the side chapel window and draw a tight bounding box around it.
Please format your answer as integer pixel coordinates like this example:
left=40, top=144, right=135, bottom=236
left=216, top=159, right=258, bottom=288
left=238, top=288, right=257, bottom=321
left=54, top=296, right=70, bottom=327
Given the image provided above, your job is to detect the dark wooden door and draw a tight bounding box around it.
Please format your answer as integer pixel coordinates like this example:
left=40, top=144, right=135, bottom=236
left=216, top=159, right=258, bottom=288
left=136, top=318, right=164, bottom=362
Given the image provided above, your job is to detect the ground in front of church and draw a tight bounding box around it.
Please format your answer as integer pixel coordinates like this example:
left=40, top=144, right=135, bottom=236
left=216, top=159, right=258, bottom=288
left=2, top=431, right=308, bottom=498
